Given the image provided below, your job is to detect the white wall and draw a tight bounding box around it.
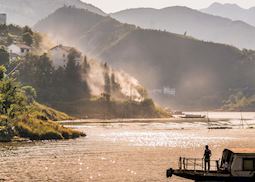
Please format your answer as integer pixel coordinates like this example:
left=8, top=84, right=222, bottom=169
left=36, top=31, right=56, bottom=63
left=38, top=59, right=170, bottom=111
left=231, top=155, right=255, bottom=177
left=0, top=14, right=6, bottom=25
left=48, top=47, right=68, bottom=68
left=8, top=44, right=30, bottom=56
left=48, top=47, right=83, bottom=68
left=8, top=44, right=21, bottom=55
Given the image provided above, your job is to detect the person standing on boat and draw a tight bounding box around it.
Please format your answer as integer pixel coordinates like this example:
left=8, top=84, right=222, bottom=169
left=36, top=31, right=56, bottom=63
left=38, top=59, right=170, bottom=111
left=204, top=145, right=212, bottom=172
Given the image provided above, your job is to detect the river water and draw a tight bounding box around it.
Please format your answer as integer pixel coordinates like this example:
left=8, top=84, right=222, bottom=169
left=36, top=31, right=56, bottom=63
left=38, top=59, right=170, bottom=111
left=0, top=113, right=255, bottom=182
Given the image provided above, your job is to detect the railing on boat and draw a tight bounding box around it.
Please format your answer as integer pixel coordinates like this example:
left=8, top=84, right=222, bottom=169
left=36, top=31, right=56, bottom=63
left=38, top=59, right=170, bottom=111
left=178, top=157, right=220, bottom=171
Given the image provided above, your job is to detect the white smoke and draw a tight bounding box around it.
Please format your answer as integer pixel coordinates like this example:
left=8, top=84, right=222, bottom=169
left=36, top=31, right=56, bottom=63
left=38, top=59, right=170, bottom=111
left=86, top=59, right=144, bottom=102
left=86, top=59, right=105, bottom=96
left=42, top=37, right=146, bottom=102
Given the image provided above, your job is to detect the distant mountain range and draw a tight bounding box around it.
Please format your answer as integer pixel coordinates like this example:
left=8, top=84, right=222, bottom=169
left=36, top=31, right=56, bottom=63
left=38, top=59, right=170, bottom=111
left=201, top=2, right=255, bottom=27
left=0, top=0, right=106, bottom=26
left=111, top=6, right=255, bottom=50
left=35, top=6, right=255, bottom=110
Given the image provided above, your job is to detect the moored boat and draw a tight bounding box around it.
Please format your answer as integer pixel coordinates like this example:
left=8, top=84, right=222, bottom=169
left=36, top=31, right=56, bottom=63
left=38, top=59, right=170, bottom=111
left=180, top=114, right=206, bottom=119
left=166, top=148, right=255, bottom=182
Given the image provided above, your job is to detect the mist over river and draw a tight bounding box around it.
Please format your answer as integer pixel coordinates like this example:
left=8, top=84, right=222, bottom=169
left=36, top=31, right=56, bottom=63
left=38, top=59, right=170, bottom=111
left=0, top=112, right=255, bottom=182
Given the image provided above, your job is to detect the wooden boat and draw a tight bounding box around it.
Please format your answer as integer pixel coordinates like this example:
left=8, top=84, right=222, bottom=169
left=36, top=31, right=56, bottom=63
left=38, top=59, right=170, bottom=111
left=166, top=148, right=255, bottom=182
left=180, top=114, right=206, bottom=119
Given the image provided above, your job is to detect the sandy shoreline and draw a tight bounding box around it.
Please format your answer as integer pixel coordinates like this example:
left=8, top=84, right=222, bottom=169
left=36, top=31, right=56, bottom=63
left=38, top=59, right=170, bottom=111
left=58, top=118, right=209, bottom=125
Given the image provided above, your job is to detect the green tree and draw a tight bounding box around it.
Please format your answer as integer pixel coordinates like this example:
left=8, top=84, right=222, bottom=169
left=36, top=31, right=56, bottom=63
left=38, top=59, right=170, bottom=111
left=0, top=48, right=9, bottom=65
left=23, top=26, right=33, bottom=35
left=18, top=54, right=54, bottom=102
left=0, top=67, right=34, bottom=119
left=7, top=34, right=13, bottom=46
left=22, top=32, right=33, bottom=46
left=111, top=73, right=121, bottom=92
left=22, top=86, right=36, bottom=104
left=0, top=65, right=6, bottom=80
left=17, top=50, right=91, bottom=103
left=64, top=49, right=89, bottom=100
left=103, top=63, right=111, bottom=95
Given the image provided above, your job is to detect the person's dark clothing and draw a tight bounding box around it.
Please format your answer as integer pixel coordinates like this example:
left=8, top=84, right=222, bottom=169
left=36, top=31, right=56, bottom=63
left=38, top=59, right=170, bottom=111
left=204, top=149, right=211, bottom=171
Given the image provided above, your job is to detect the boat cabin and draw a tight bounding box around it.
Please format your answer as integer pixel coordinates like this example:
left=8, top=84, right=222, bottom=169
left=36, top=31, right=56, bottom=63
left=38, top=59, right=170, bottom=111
left=166, top=148, right=255, bottom=181
left=221, top=148, right=255, bottom=177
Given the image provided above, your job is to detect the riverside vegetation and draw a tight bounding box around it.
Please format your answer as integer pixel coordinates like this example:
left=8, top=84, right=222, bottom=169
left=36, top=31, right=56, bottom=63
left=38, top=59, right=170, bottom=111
left=0, top=24, right=85, bottom=141
left=0, top=64, right=85, bottom=142
left=0, top=23, right=168, bottom=142
left=0, top=24, right=168, bottom=118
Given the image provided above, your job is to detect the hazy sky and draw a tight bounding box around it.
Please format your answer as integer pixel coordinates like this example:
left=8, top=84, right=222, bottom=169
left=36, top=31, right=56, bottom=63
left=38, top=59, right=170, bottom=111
left=82, top=0, right=255, bottom=13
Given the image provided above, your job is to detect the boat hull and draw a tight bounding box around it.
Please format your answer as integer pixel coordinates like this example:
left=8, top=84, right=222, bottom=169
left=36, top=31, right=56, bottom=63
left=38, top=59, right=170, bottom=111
left=166, top=169, right=255, bottom=182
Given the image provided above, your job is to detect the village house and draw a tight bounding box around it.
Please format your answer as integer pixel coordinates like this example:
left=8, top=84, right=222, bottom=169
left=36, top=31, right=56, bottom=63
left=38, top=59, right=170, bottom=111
left=48, top=44, right=83, bottom=67
left=0, top=14, right=7, bottom=25
left=8, top=43, right=31, bottom=58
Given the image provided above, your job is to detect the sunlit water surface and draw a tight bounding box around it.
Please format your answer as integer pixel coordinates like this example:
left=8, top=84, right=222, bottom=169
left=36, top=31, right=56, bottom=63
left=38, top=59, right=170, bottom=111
left=0, top=112, right=255, bottom=182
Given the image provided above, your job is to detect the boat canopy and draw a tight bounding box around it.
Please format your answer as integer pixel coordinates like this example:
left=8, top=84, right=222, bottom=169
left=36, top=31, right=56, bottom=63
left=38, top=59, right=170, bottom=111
left=224, top=148, right=255, bottom=155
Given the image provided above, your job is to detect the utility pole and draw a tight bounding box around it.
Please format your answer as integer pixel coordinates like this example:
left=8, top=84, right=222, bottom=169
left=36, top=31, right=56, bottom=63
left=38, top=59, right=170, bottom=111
left=240, top=110, right=244, bottom=129
left=207, top=111, right=210, bottom=129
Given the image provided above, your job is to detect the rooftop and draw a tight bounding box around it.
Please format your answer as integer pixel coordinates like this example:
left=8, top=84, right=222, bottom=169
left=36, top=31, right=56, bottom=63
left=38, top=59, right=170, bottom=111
left=226, top=148, right=255, bottom=154
left=49, top=44, right=73, bottom=52
left=9, top=43, right=31, bottom=49
left=16, top=44, right=31, bottom=49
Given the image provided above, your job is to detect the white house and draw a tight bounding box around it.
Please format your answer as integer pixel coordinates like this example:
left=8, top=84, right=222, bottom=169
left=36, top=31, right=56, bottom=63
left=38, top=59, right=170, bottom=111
left=0, top=14, right=6, bottom=25
left=8, top=43, right=31, bottom=57
left=48, top=44, right=83, bottom=68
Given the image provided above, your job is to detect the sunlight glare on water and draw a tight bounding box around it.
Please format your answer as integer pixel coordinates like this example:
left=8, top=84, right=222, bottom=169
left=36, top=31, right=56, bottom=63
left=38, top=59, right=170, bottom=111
left=100, top=130, right=234, bottom=148
left=0, top=115, right=255, bottom=182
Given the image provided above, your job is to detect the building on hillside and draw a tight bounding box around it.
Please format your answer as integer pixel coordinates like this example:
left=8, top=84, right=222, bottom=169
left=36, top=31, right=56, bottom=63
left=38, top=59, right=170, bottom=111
left=48, top=44, right=83, bottom=68
left=0, top=14, right=7, bottom=25
left=8, top=43, right=31, bottom=58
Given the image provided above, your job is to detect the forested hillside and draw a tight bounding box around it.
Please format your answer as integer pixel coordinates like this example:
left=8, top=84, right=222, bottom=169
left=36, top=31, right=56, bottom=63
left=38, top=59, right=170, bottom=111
left=0, top=0, right=106, bottom=26
left=0, top=24, right=166, bottom=118
left=0, top=26, right=85, bottom=141
left=35, top=6, right=255, bottom=110
left=111, top=6, right=255, bottom=50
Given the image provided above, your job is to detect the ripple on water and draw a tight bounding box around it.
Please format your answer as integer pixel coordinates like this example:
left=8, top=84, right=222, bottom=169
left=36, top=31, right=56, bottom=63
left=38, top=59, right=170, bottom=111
left=99, top=130, right=235, bottom=148
left=0, top=121, right=254, bottom=182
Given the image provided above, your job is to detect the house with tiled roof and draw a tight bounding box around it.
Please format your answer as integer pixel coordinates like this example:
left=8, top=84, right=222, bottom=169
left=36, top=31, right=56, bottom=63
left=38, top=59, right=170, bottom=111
left=48, top=44, right=83, bottom=67
left=8, top=43, right=31, bottom=58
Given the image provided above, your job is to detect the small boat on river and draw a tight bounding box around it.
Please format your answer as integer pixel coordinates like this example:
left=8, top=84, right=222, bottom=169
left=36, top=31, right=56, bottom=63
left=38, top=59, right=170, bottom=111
left=166, top=148, right=255, bottom=182
left=172, top=111, right=206, bottom=119
left=180, top=114, right=206, bottom=119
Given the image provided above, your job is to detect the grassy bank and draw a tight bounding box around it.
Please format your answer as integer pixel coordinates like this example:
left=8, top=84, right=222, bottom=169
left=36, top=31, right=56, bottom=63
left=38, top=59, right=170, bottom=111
left=0, top=103, right=85, bottom=142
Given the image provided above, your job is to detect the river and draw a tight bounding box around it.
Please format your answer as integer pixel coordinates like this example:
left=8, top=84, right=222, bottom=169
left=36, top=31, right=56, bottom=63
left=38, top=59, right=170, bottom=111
left=0, top=112, right=255, bottom=182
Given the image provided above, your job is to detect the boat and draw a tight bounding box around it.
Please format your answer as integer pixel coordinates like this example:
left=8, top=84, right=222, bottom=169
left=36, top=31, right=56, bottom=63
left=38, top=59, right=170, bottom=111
left=166, top=148, right=255, bottom=182
left=180, top=114, right=206, bottom=119
left=172, top=111, right=206, bottom=119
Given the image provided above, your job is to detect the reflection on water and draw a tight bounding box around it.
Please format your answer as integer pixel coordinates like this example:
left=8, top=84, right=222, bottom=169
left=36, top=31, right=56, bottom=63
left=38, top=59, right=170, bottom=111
left=0, top=117, right=255, bottom=181
left=100, top=130, right=234, bottom=148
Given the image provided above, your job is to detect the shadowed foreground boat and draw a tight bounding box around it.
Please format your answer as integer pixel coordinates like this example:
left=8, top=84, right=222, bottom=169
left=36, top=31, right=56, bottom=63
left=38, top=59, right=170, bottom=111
left=166, top=148, right=255, bottom=182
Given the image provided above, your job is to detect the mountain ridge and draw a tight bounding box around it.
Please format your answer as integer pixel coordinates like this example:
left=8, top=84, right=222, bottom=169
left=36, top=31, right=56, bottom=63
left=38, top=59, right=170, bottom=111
left=35, top=6, right=255, bottom=110
left=201, top=2, right=255, bottom=27
left=0, top=0, right=106, bottom=26
left=111, top=5, right=255, bottom=50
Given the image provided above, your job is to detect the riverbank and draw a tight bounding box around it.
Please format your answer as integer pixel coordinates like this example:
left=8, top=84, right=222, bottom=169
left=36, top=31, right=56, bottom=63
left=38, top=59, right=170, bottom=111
left=58, top=117, right=206, bottom=124
left=59, top=113, right=255, bottom=129
left=50, top=99, right=171, bottom=119
left=0, top=103, right=85, bottom=142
